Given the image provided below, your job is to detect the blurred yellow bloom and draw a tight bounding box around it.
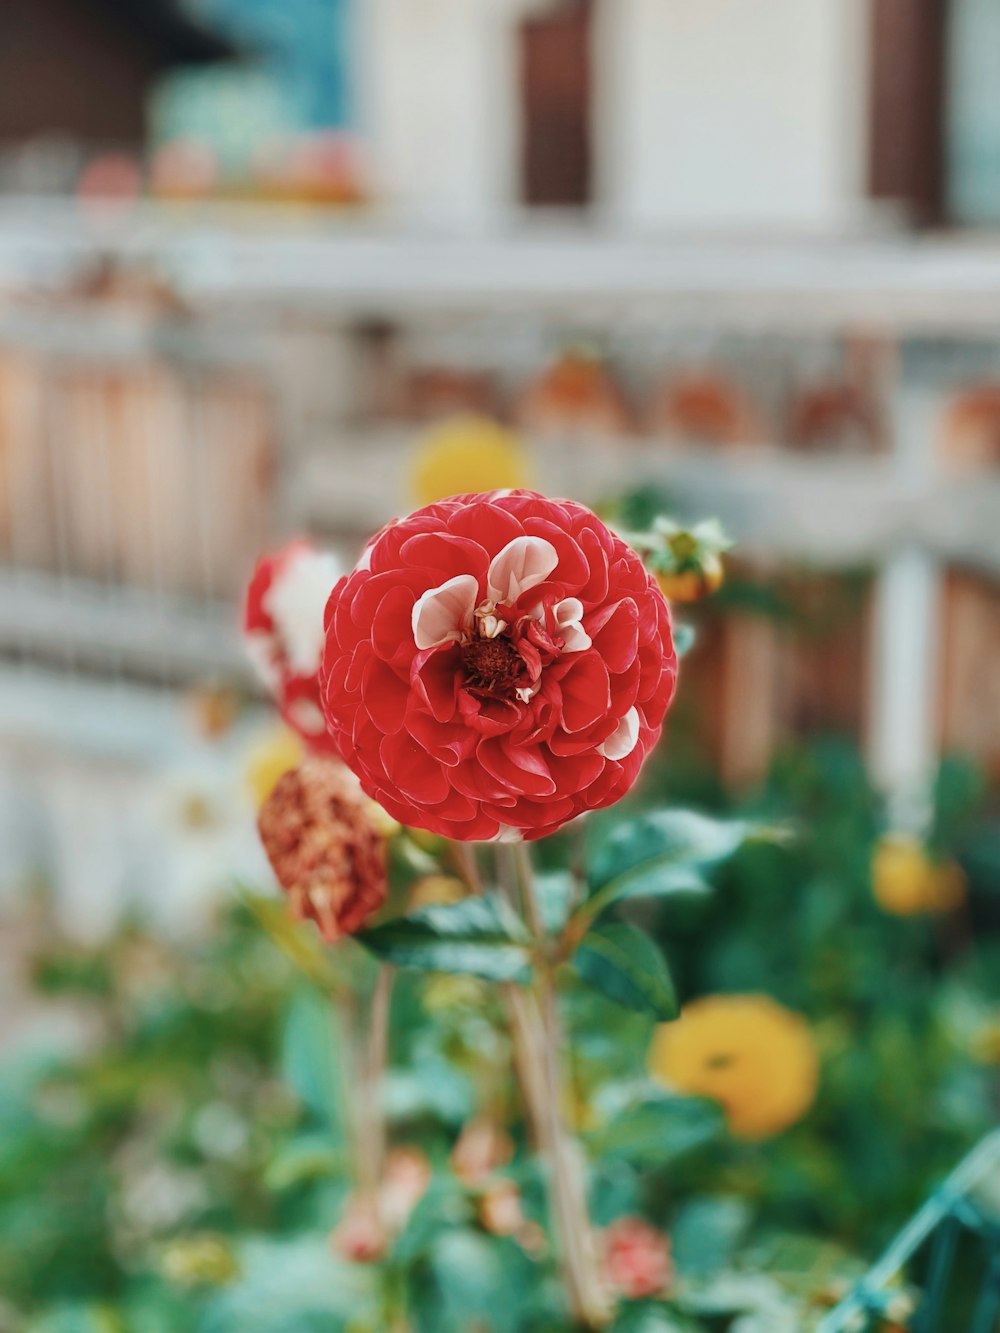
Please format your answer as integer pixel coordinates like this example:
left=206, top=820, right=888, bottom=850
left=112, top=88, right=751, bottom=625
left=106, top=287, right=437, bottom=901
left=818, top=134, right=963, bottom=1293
left=411, top=416, right=531, bottom=506
left=871, top=835, right=967, bottom=916
left=656, top=555, right=724, bottom=604
left=649, top=994, right=819, bottom=1140
left=405, top=826, right=449, bottom=856
left=409, top=874, right=468, bottom=909
left=367, top=801, right=402, bottom=839
left=161, top=1233, right=239, bottom=1287
left=245, top=726, right=304, bottom=808
left=972, top=1020, right=1000, bottom=1064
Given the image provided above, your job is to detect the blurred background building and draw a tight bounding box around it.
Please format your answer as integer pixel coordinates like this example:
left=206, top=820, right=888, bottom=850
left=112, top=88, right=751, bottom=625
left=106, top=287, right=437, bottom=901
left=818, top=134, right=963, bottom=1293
left=0, top=0, right=999, bottom=936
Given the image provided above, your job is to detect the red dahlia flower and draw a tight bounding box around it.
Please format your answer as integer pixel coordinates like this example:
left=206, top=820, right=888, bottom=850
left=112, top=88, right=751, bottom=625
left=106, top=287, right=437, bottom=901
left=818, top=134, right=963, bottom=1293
left=244, top=541, right=342, bottom=753
left=320, top=491, right=677, bottom=842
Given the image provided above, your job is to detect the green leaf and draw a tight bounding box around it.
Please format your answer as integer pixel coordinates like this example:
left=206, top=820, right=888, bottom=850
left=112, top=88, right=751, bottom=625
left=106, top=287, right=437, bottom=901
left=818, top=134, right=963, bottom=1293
left=670, top=1196, right=753, bottom=1276
left=535, top=870, right=576, bottom=934
left=585, top=1095, right=724, bottom=1167
left=239, top=889, right=342, bottom=995
left=582, top=809, right=761, bottom=923
left=264, top=1134, right=342, bottom=1191
left=388, top=831, right=443, bottom=892
left=574, top=922, right=678, bottom=1019
left=392, top=1178, right=471, bottom=1265
left=27, top=1307, right=123, bottom=1333
left=410, top=1230, right=533, bottom=1333
left=673, top=623, right=697, bottom=659
left=280, top=988, right=347, bottom=1139
left=357, top=895, right=533, bottom=983
left=611, top=1303, right=702, bottom=1333
left=200, top=1237, right=378, bottom=1333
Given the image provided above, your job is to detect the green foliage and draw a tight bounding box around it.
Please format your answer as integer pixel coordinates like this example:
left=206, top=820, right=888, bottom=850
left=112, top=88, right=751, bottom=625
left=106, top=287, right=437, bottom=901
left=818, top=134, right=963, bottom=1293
left=585, top=1097, right=724, bottom=1168
left=280, top=987, right=348, bottom=1140
left=574, top=923, right=678, bottom=1020
left=407, top=1230, right=535, bottom=1333
left=3, top=739, right=997, bottom=1333
left=578, top=809, right=756, bottom=930
left=357, top=896, right=534, bottom=982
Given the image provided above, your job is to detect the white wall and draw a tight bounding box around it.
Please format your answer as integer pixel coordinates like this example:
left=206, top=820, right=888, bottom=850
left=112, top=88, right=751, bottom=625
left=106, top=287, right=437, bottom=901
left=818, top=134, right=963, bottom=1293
left=595, top=0, right=869, bottom=232
left=358, top=0, right=521, bottom=228
left=358, top=0, right=869, bottom=233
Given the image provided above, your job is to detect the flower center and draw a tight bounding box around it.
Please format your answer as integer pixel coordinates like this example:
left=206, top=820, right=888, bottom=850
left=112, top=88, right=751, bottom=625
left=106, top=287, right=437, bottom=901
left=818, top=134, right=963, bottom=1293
left=461, top=635, right=523, bottom=697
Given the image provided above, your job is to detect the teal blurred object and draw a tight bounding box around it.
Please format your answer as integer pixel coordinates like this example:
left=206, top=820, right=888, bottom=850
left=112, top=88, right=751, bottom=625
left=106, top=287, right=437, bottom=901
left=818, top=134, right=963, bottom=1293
left=819, top=1131, right=1000, bottom=1333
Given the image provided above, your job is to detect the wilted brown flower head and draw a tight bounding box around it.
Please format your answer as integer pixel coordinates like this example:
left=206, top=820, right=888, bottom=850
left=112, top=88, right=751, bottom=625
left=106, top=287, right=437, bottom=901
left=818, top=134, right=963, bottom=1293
left=257, top=759, right=387, bottom=941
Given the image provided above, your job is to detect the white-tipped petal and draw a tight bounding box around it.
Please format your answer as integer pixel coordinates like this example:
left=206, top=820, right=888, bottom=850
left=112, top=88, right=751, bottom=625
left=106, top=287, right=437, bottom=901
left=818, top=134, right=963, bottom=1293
left=598, top=706, right=640, bottom=761
left=552, top=596, right=591, bottom=653
left=487, top=536, right=559, bottom=604
left=265, top=548, right=343, bottom=677
left=286, top=697, right=327, bottom=736
left=411, top=574, right=479, bottom=650
left=244, top=631, right=281, bottom=694
left=489, top=825, right=525, bottom=843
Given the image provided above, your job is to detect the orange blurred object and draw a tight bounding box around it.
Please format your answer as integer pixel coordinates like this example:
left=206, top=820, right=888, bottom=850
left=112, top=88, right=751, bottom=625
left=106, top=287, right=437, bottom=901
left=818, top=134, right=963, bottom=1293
left=517, top=349, right=632, bottom=436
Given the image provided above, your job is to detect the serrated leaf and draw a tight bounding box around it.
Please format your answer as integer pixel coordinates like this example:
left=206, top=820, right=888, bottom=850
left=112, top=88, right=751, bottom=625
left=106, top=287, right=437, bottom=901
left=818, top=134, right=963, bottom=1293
left=357, top=895, right=533, bottom=983
left=574, top=922, right=678, bottom=1019
left=585, top=1095, right=723, bottom=1167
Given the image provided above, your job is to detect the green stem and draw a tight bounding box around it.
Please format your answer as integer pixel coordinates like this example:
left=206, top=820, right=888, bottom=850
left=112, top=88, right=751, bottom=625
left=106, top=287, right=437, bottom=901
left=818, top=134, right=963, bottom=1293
left=509, top=844, right=611, bottom=1330
left=366, top=964, right=393, bottom=1187
left=345, top=963, right=393, bottom=1204
left=454, top=842, right=549, bottom=1151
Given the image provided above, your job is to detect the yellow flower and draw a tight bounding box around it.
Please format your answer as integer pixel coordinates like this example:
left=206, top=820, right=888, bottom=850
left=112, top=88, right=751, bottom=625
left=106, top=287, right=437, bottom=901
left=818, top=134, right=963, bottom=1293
left=410, top=416, right=531, bottom=506
left=245, top=726, right=303, bottom=808
left=871, top=835, right=967, bottom=916
left=409, top=874, right=468, bottom=909
left=971, top=1020, right=1000, bottom=1065
left=655, top=554, right=724, bottom=604
left=161, top=1233, right=239, bottom=1287
left=649, top=994, right=819, bottom=1140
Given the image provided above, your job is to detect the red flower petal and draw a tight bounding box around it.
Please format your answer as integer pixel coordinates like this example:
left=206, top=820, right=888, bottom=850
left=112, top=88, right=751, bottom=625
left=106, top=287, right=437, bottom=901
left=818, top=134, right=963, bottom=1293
left=559, top=652, right=612, bottom=733
left=589, top=598, right=640, bottom=673
left=319, top=492, right=677, bottom=841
